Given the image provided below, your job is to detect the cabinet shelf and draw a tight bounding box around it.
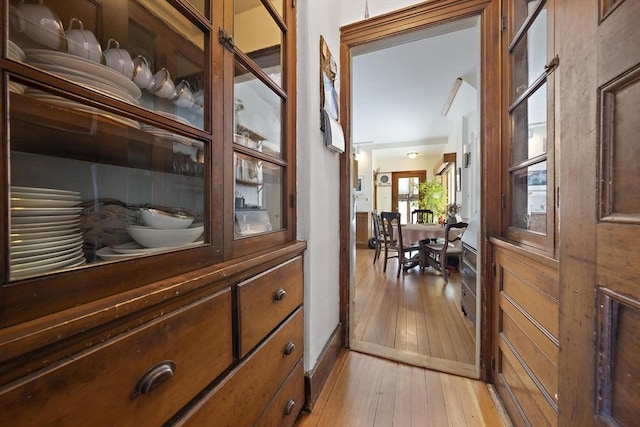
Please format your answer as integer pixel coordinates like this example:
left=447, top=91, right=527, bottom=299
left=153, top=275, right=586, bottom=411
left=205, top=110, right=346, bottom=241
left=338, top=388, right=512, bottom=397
left=235, top=178, right=263, bottom=187
left=9, top=93, right=204, bottom=175
left=235, top=124, right=267, bottom=143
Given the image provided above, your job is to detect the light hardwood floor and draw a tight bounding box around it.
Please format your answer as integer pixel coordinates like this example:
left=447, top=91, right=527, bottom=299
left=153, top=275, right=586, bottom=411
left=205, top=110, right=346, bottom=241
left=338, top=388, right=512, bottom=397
left=295, top=350, right=507, bottom=427
left=353, top=248, right=476, bottom=366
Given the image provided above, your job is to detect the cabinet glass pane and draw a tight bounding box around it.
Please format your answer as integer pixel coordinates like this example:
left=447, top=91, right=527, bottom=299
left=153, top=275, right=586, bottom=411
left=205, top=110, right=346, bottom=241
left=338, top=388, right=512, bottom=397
left=234, top=61, right=283, bottom=158
left=269, top=0, right=284, bottom=19
left=510, top=162, right=547, bottom=234
left=185, top=0, right=207, bottom=17
left=511, top=7, right=547, bottom=100
left=234, top=152, right=283, bottom=238
left=512, top=0, right=544, bottom=36
left=234, top=0, right=283, bottom=88
left=511, top=83, right=547, bottom=164
left=8, top=80, right=206, bottom=280
left=8, top=0, right=207, bottom=130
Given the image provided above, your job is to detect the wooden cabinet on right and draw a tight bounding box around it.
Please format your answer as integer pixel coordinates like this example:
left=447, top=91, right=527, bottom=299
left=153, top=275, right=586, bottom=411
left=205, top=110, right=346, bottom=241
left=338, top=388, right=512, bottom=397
left=355, top=212, right=371, bottom=249
left=460, top=243, right=476, bottom=326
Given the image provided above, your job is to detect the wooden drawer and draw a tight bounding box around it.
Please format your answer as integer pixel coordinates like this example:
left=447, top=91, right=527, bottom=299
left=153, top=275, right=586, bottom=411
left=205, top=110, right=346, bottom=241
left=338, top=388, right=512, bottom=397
left=0, top=288, right=233, bottom=427
left=462, top=244, right=477, bottom=269
left=461, top=281, right=477, bottom=324
left=460, top=259, right=476, bottom=296
left=177, top=307, right=303, bottom=427
left=256, top=359, right=304, bottom=427
left=237, top=256, right=303, bottom=356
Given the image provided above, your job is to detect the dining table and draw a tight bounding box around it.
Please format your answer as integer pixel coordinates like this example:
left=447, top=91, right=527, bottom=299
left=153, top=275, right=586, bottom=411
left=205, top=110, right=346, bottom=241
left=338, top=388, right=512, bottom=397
left=397, top=223, right=464, bottom=245
left=391, top=223, right=465, bottom=271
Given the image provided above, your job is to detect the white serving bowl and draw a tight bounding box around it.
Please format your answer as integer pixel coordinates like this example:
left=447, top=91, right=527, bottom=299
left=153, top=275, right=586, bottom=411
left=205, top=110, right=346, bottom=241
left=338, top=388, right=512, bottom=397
left=126, top=224, right=203, bottom=248
left=139, top=208, right=194, bottom=229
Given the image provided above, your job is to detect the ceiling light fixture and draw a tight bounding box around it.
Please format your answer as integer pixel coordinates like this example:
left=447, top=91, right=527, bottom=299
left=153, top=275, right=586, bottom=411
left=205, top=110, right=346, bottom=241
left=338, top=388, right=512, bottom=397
left=406, top=152, right=418, bottom=159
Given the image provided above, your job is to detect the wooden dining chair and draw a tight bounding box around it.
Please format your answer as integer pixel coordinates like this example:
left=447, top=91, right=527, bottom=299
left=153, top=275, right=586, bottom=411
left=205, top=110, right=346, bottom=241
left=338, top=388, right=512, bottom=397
left=411, top=209, right=434, bottom=224
left=371, top=210, right=384, bottom=264
left=380, top=211, right=420, bottom=278
left=419, top=222, right=468, bottom=282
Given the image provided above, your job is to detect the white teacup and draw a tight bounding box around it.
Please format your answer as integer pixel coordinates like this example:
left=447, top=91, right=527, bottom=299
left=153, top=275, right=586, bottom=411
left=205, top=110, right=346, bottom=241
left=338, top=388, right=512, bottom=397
left=103, top=39, right=134, bottom=79
left=9, top=0, right=65, bottom=51
left=66, top=18, right=102, bottom=63
left=132, top=55, right=154, bottom=89
left=173, top=80, right=195, bottom=108
left=150, top=68, right=176, bottom=99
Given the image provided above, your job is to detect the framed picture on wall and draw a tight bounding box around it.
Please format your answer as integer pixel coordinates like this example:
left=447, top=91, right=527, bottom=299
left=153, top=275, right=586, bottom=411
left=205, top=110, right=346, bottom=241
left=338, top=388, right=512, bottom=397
left=355, top=175, right=364, bottom=193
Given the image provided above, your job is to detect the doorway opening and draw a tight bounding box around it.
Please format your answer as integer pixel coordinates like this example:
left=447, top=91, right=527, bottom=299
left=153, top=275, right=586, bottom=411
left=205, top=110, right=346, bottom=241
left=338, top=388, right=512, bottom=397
left=340, top=0, right=500, bottom=380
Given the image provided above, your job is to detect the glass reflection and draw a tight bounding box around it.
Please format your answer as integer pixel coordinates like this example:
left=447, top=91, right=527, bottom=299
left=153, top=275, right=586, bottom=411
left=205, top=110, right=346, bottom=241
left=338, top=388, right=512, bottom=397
left=511, top=8, right=547, bottom=100
left=511, top=83, right=547, bottom=164
left=8, top=80, right=206, bottom=279
left=234, top=61, right=283, bottom=157
left=185, top=0, right=207, bottom=17
left=269, top=0, right=284, bottom=18
left=234, top=152, right=283, bottom=237
left=234, top=0, right=283, bottom=87
left=511, top=162, right=547, bottom=234
left=512, top=0, right=544, bottom=36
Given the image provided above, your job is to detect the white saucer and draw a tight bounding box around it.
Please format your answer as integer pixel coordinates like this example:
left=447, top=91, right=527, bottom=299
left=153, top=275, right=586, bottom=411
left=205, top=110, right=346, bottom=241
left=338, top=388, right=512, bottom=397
left=11, top=191, right=81, bottom=202
left=10, top=186, right=80, bottom=197
left=96, top=246, right=143, bottom=261
left=11, top=248, right=83, bottom=270
left=11, top=197, right=80, bottom=208
left=11, top=214, right=81, bottom=224
left=10, top=245, right=81, bottom=265
left=111, top=239, right=204, bottom=254
left=11, top=206, right=83, bottom=216
left=11, top=228, right=78, bottom=240
left=10, top=238, right=82, bottom=259
left=11, top=232, right=82, bottom=247
left=11, top=219, right=80, bottom=231
left=10, top=254, right=86, bottom=280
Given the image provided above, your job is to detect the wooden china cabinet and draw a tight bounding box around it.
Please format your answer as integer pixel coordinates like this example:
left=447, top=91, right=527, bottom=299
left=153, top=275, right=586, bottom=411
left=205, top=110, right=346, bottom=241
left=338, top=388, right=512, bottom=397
left=0, top=0, right=302, bottom=425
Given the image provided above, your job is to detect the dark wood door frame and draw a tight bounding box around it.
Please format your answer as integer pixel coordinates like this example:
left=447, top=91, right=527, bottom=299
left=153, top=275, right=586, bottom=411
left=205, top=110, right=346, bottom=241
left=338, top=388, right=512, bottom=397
left=338, top=0, right=502, bottom=381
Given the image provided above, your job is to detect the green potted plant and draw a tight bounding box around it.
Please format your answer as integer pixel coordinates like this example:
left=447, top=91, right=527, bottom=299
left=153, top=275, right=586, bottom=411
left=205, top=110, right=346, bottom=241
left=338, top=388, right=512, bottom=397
left=418, top=178, right=447, bottom=222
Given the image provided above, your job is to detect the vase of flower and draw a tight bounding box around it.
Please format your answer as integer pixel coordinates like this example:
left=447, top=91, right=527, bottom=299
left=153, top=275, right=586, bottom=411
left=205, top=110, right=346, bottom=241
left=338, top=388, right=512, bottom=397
left=446, top=203, right=461, bottom=224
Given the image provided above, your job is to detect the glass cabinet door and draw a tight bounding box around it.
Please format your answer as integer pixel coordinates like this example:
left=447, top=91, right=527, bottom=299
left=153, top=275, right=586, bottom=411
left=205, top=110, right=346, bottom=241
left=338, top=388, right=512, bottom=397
left=233, top=0, right=288, bottom=239
left=4, top=0, right=213, bottom=286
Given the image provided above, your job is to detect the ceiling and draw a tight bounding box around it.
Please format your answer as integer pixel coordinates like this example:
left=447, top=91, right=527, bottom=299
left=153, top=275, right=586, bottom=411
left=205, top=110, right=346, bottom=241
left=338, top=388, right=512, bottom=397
left=351, top=17, right=480, bottom=158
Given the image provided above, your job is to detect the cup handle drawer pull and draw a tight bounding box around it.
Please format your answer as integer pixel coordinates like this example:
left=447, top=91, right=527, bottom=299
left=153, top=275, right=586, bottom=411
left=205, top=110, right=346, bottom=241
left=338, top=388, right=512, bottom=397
left=132, top=361, right=176, bottom=399
left=273, top=288, right=287, bottom=301
left=284, top=399, right=296, bottom=416
left=284, top=341, right=296, bottom=356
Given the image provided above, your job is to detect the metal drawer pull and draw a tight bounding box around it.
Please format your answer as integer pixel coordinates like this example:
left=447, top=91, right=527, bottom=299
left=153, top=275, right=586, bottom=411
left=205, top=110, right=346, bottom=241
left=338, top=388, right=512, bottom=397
left=284, top=399, right=296, bottom=416
left=284, top=341, right=296, bottom=356
left=273, top=288, right=287, bottom=301
left=132, top=361, right=176, bottom=399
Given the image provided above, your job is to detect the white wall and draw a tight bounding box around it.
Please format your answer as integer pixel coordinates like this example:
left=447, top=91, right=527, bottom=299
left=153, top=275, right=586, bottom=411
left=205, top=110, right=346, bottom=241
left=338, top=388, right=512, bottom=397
left=297, top=1, right=342, bottom=373
left=443, top=78, right=480, bottom=220
left=298, top=0, right=425, bottom=373
left=354, top=146, right=373, bottom=212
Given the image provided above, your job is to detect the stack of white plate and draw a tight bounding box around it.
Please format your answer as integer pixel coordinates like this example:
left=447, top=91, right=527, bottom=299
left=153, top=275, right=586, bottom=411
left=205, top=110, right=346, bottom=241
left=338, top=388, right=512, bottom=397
left=8, top=40, right=25, bottom=62
left=24, top=49, right=142, bottom=101
left=10, top=186, right=86, bottom=280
